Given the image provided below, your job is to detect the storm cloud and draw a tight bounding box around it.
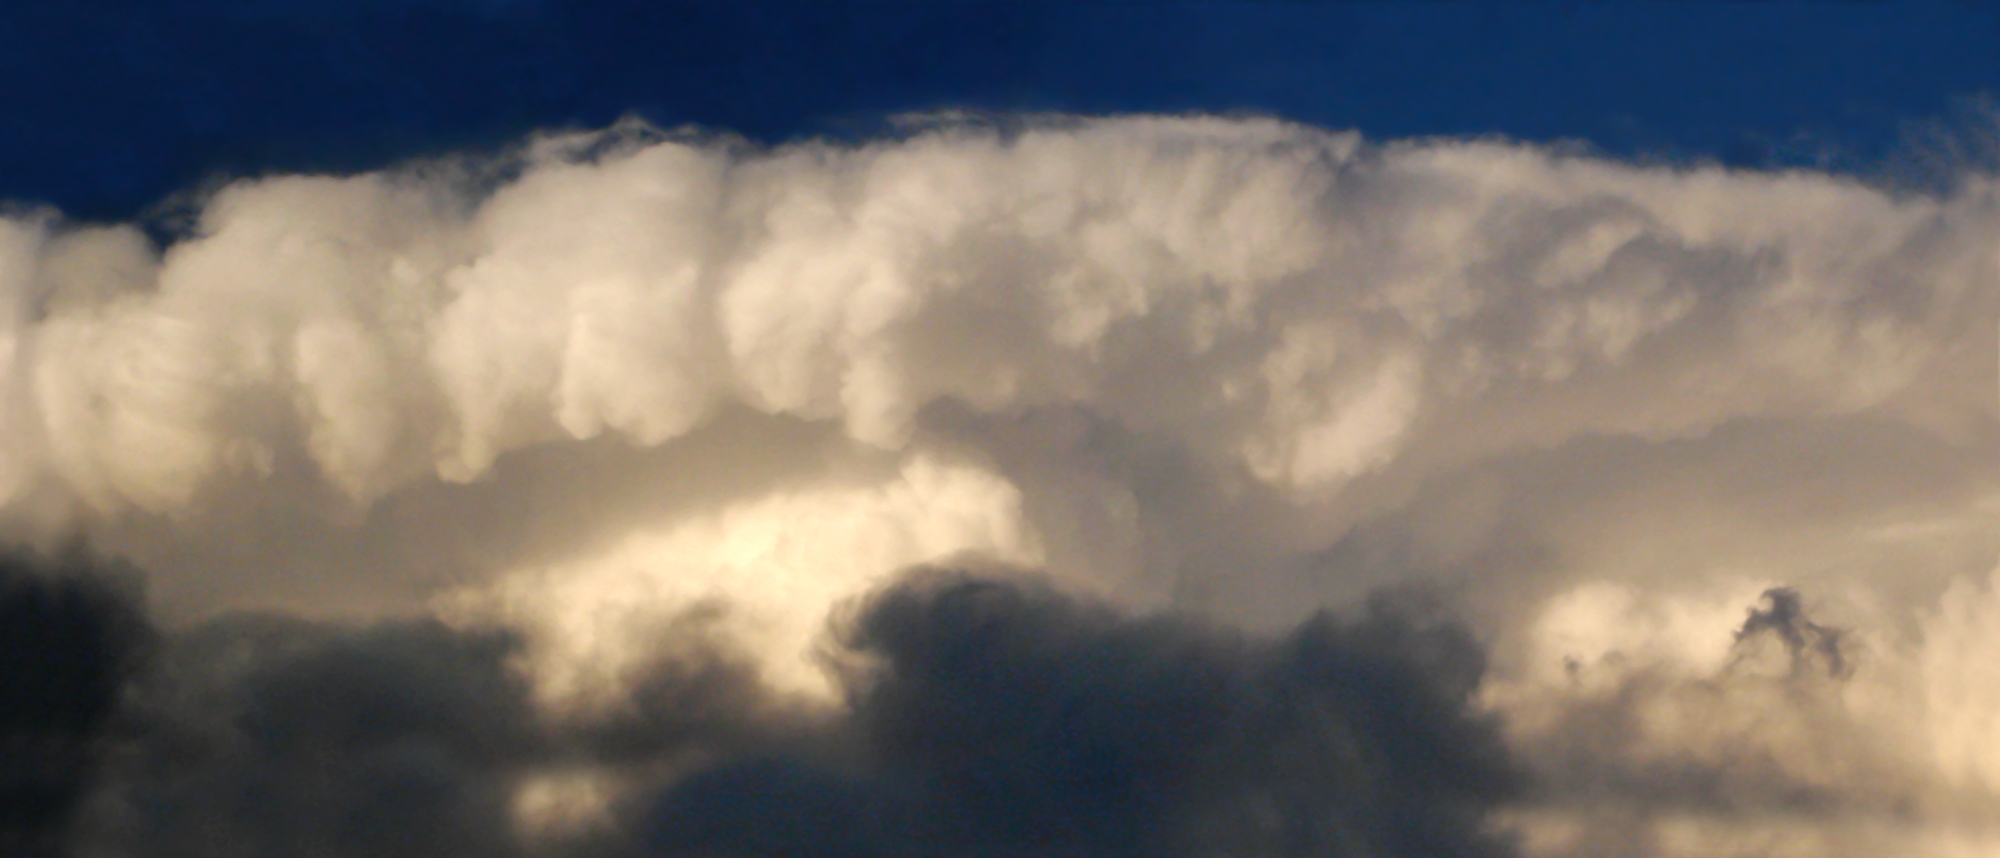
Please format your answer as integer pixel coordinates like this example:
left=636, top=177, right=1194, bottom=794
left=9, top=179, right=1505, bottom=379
left=2, top=114, right=1999, bottom=855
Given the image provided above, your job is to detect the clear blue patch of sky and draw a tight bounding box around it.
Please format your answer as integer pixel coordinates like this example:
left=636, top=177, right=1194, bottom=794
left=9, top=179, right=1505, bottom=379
left=3, top=0, right=1997, bottom=219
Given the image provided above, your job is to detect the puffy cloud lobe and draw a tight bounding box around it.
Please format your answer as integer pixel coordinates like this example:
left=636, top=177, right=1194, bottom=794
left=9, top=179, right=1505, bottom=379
left=452, top=453, right=1043, bottom=705
left=1923, top=568, right=2000, bottom=795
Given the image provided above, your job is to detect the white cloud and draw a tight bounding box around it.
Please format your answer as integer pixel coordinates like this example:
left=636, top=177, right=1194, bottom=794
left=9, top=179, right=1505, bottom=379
left=4, top=115, right=2000, bottom=855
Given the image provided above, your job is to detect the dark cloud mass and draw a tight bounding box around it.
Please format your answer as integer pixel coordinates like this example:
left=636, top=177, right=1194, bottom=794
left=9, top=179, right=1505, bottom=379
left=653, top=571, right=1519, bottom=858
left=0, top=547, right=153, bottom=858
left=85, top=617, right=541, bottom=858
left=5, top=551, right=1522, bottom=858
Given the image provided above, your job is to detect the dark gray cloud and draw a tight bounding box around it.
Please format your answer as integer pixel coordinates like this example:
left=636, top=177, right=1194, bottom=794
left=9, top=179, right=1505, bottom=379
left=9, top=549, right=1524, bottom=858
left=648, top=569, right=1521, bottom=858
left=72, top=602, right=823, bottom=858
left=0, top=546, right=153, bottom=858
left=81, top=615, right=543, bottom=858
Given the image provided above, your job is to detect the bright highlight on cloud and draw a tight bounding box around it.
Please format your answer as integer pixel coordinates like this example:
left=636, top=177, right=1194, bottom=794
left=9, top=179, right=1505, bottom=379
left=3, top=114, right=2000, bottom=857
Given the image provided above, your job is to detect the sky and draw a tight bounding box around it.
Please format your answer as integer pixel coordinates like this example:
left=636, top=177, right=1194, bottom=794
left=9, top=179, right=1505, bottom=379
left=10, top=1, right=2000, bottom=219
left=6, top=3, right=2000, bottom=858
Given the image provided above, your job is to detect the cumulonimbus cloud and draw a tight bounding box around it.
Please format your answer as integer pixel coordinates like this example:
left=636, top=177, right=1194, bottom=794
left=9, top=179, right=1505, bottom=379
left=2, top=114, right=1999, bottom=856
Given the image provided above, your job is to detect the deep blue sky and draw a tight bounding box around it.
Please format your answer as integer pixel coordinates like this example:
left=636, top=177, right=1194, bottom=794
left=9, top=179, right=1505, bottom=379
left=4, top=0, right=1998, bottom=221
